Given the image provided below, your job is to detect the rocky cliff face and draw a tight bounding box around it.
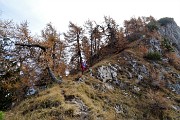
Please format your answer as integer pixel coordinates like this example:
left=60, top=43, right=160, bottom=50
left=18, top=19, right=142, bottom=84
left=159, top=18, right=180, bottom=54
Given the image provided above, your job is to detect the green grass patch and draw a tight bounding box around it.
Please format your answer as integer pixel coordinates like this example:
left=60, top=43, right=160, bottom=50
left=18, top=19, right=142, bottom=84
left=0, top=111, right=4, bottom=120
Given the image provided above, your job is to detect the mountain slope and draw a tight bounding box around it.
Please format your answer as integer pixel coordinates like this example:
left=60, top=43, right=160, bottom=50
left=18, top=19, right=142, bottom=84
left=5, top=49, right=180, bottom=120
left=4, top=18, right=180, bottom=120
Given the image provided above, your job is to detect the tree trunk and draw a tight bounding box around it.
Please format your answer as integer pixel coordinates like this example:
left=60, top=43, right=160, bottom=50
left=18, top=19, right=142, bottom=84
left=52, top=42, right=56, bottom=72
left=47, top=65, right=62, bottom=83
left=77, top=33, right=83, bottom=74
left=90, top=34, right=93, bottom=67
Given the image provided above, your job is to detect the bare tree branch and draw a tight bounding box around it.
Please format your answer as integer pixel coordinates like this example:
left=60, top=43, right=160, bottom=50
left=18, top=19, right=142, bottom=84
left=15, top=43, right=47, bottom=52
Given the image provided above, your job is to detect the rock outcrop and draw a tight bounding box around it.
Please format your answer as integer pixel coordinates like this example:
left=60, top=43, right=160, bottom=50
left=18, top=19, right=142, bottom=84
left=159, top=18, right=180, bottom=54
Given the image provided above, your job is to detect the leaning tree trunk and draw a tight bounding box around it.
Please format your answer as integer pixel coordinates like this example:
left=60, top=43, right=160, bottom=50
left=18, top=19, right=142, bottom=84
left=15, top=43, right=62, bottom=84
left=47, top=65, right=62, bottom=83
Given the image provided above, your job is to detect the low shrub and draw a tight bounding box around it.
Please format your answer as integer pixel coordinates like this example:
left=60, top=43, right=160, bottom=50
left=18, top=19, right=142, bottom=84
left=158, top=17, right=174, bottom=26
left=145, top=52, right=161, bottom=60
left=167, top=53, right=180, bottom=70
left=127, top=33, right=142, bottom=41
left=146, top=21, right=159, bottom=32
left=162, top=37, right=174, bottom=52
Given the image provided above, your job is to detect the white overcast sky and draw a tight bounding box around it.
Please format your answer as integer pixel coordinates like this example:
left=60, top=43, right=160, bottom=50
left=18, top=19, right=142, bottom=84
left=0, top=0, right=180, bottom=35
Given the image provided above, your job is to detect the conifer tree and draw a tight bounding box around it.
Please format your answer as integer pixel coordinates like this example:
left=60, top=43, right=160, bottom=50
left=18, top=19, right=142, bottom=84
left=64, top=22, right=84, bottom=73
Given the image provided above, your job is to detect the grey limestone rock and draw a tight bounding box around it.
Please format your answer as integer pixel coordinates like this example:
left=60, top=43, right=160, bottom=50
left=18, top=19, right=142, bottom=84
left=97, top=64, right=118, bottom=83
left=159, top=20, right=180, bottom=53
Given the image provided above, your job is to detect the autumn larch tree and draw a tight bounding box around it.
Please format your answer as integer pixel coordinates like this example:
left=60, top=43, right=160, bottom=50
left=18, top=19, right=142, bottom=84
left=81, top=36, right=90, bottom=62
left=0, top=20, right=24, bottom=110
left=103, top=16, right=119, bottom=45
left=41, top=23, right=66, bottom=76
left=124, top=16, right=156, bottom=41
left=15, top=23, right=65, bottom=84
left=64, top=22, right=84, bottom=73
left=84, top=20, right=104, bottom=66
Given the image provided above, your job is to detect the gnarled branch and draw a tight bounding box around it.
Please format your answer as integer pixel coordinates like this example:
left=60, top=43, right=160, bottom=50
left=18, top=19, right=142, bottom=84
left=15, top=43, right=47, bottom=52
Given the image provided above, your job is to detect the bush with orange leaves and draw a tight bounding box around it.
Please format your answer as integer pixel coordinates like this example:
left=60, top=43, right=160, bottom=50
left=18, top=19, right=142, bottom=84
left=166, top=52, right=180, bottom=70
left=138, top=45, right=148, bottom=55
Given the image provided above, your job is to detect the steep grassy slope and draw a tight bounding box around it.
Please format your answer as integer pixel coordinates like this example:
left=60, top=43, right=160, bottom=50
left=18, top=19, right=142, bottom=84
left=4, top=43, right=180, bottom=120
